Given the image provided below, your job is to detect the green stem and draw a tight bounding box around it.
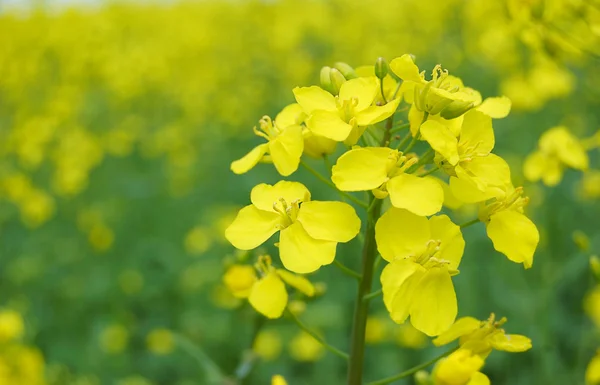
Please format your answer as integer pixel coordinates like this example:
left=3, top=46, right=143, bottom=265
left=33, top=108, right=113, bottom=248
left=234, top=314, right=266, bottom=381
left=333, top=259, right=362, bottom=280
left=403, top=112, right=428, bottom=153
left=406, top=148, right=434, bottom=174
left=418, top=166, right=439, bottom=177
left=173, top=333, right=225, bottom=383
left=347, top=194, right=383, bottom=385
left=459, top=218, right=480, bottom=228
left=389, top=122, right=410, bottom=134
left=300, top=159, right=368, bottom=209
left=362, top=289, right=382, bottom=301
left=380, top=80, right=388, bottom=104
left=286, top=309, right=349, bottom=360
left=394, top=133, right=412, bottom=150
left=366, top=346, right=459, bottom=385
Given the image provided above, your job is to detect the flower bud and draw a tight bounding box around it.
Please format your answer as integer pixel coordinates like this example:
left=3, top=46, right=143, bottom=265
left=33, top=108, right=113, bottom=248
left=320, top=66, right=335, bottom=94
left=440, top=100, right=475, bottom=119
left=375, top=57, right=389, bottom=80
left=414, top=370, right=431, bottom=385
left=334, top=62, right=358, bottom=79
left=329, top=68, right=346, bottom=95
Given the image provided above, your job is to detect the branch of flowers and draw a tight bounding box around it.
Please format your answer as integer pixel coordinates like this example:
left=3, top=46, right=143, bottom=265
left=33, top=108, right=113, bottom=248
left=285, top=309, right=349, bottom=360
left=300, top=159, right=368, bottom=209
left=333, top=259, right=362, bottom=280
left=173, top=333, right=225, bottom=383
left=459, top=218, right=480, bottom=228
left=366, top=346, right=459, bottom=385
left=418, top=166, right=440, bottom=177
left=362, top=289, right=382, bottom=301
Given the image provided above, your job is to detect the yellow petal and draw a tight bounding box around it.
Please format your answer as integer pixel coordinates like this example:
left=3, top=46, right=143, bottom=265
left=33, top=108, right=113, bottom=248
left=381, top=260, right=422, bottom=316
left=459, top=110, right=494, bottom=155
left=389, top=266, right=426, bottom=324
left=275, top=103, right=306, bottom=127
left=302, top=129, right=337, bottom=158
left=296, top=201, right=361, bottom=242
left=375, top=207, right=431, bottom=262
left=225, top=205, right=281, bottom=250
left=331, top=147, right=391, bottom=191
left=276, top=269, right=315, bottom=297
left=488, top=333, right=532, bottom=352
left=586, top=351, right=600, bottom=385
left=230, top=143, right=269, bottom=174
left=429, top=215, right=465, bottom=270
left=270, top=125, right=304, bottom=176
left=408, top=104, right=425, bottom=137
left=339, top=77, right=378, bottom=111
left=435, top=349, right=484, bottom=385
left=355, top=98, right=400, bottom=126
left=279, top=222, right=337, bottom=274
left=460, top=153, right=512, bottom=191
left=429, top=113, right=464, bottom=137
left=250, top=181, right=311, bottom=212
left=409, top=267, right=457, bottom=336
left=271, top=375, right=288, bottom=385
left=487, top=210, right=539, bottom=268
left=523, top=151, right=547, bottom=182
left=223, top=265, right=257, bottom=298
left=306, top=110, right=353, bottom=141
left=420, top=120, right=460, bottom=165
left=449, top=175, right=500, bottom=203
left=293, top=86, right=336, bottom=113
left=433, top=177, right=464, bottom=209
left=248, top=271, right=287, bottom=319
left=476, top=96, right=511, bottom=119
left=389, top=54, right=423, bottom=83
left=387, top=173, right=444, bottom=216
left=432, top=316, right=481, bottom=346
left=539, top=126, right=589, bottom=170
left=468, top=372, right=491, bottom=385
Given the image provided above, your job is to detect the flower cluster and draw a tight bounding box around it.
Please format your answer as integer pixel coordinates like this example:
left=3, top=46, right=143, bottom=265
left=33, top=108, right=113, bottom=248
left=225, top=54, right=537, bottom=383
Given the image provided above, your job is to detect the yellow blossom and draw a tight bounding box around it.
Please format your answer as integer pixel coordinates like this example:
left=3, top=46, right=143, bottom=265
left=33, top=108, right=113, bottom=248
left=433, top=349, right=490, bottom=385
left=377, top=208, right=464, bottom=336
left=146, top=329, right=174, bottom=355
left=332, top=147, right=443, bottom=216
left=288, top=331, right=324, bottom=362
left=587, top=350, right=600, bottom=385
left=0, top=310, right=24, bottom=343
left=253, top=330, right=283, bottom=361
left=433, top=314, right=532, bottom=358
left=271, top=375, right=288, bottom=385
left=293, top=77, right=400, bottom=145
left=524, top=126, right=589, bottom=186
left=231, top=104, right=304, bottom=176
left=225, top=181, right=361, bottom=273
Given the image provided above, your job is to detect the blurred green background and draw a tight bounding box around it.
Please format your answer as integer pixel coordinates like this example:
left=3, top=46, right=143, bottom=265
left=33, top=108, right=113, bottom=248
left=0, top=0, right=599, bottom=384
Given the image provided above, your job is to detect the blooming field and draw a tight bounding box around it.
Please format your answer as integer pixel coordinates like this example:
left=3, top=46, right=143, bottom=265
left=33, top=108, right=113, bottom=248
left=0, top=0, right=599, bottom=384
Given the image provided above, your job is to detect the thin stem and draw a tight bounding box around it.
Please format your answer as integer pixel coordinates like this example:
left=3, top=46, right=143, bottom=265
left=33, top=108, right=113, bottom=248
left=418, top=166, right=439, bottom=177
left=362, top=289, right=382, bottom=301
left=390, top=122, right=410, bottom=134
left=323, top=155, right=333, bottom=173
left=460, top=218, right=480, bottom=228
left=366, top=346, right=459, bottom=385
left=391, top=80, right=403, bottom=100
left=380, top=80, right=388, bottom=104
left=173, top=333, right=225, bottom=383
left=347, top=196, right=382, bottom=385
left=394, top=134, right=412, bottom=150
left=333, top=259, right=362, bottom=280
left=406, top=148, right=434, bottom=174
left=234, top=314, right=266, bottom=381
left=300, top=159, right=368, bottom=209
left=286, top=309, right=349, bottom=360
left=403, top=112, right=428, bottom=153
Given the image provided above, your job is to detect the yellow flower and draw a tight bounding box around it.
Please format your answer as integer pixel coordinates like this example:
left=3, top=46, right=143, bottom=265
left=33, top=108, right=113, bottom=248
left=99, top=324, right=129, bottom=354
left=302, top=128, right=337, bottom=159
left=395, top=323, right=428, bottom=349
left=476, top=185, right=539, bottom=268
left=365, top=316, right=389, bottom=344
left=288, top=331, right=324, bottom=362
left=271, top=375, right=288, bottom=385
left=433, top=314, right=532, bottom=358
left=0, top=309, right=25, bottom=343
left=584, top=285, right=600, bottom=328
left=422, top=109, right=510, bottom=195
left=524, top=126, right=589, bottom=186
left=146, top=329, right=174, bottom=355
left=223, top=257, right=315, bottom=319
left=230, top=104, right=304, bottom=176
left=587, top=350, right=600, bottom=385
left=580, top=170, right=600, bottom=200
left=332, top=147, right=443, bottom=216
left=377, top=208, right=464, bottom=336
left=225, top=181, right=361, bottom=273
left=433, top=349, right=490, bottom=385
left=253, top=330, right=283, bottom=361
left=293, top=77, right=400, bottom=145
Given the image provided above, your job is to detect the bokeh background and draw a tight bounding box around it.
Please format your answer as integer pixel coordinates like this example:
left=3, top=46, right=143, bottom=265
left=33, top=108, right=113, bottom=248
left=0, top=0, right=599, bottom=384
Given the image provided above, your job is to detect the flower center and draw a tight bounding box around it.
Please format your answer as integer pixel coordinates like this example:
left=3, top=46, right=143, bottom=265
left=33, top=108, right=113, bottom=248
left=253, top=116, right=281, bottom=141
left=272, top=198, right=301, bottom=229
left=479, top=187, right=530, bottom=221
left=336, top=97, right=359, bottom=124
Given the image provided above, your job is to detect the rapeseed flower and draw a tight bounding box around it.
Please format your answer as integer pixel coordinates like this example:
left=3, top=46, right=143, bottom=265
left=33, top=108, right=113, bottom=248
left=332, top=147, right=443, bottom=216
left=433, top=349, right=490, bottom=385
left=433, top=313, right=532, bottom=357
left=293, top=77, right=400, bottom=145
left=225, top=181, right=361, bottom=273
left=377, top=208, right=464, bottom=336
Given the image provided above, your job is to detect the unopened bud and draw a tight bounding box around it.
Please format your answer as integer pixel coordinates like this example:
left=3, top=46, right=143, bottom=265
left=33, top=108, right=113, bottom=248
left=330, top=68, right=346, bottom=95
left=414, top=370, right=431, bottom=385
left=591, top=256, right=600, bottom=281
left=320, top=66, right=335, bottom=94
left=334, top=62, right=358, bottom=79
left=375, top=57, right=389, bottom=80
left=440, top=100, right=475, bottom=119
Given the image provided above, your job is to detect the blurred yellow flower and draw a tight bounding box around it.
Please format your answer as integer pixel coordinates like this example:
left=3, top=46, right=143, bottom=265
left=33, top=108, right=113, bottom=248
left=146, top=329, right=175, bottom=355
left=0, top=310, right=24, bottom=343
left=99, top=324, right=129, bottom=354
left=184, top=226, right=212, bottom=255
left=253, top=330, right=283, bottom=361
left=271, top=375, right=288, bottom=385
left=433, top=349, right=489, bottom=385
left=587, top=350, right=600, bottom=385
left=288, top=331, right=324, bottom=362
left=395, top=323, right=428, bottom=349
